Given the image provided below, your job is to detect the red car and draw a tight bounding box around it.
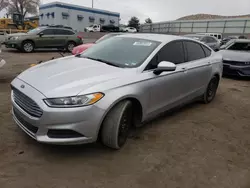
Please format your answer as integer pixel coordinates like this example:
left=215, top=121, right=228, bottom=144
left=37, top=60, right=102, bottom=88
left=72, top=33, right=124, bottom=55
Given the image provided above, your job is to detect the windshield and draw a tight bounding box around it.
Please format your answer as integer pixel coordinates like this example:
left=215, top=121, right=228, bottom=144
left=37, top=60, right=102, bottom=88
left=184, top=35, right=203, bottom=40
left=27, top=27, right=44, bottom=34
left=95, top=34, right=120, bottom=44
left=81, top=37, right=160, bottom=68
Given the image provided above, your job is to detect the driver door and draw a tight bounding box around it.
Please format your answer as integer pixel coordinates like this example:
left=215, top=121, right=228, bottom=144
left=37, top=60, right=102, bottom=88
left=35, top=29, right=56, bottom=48
left=143, top=41, right=187, bottom=119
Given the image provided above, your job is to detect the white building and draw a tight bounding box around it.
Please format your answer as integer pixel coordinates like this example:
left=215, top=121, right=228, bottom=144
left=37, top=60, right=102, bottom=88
left=39, top=2, right=120, bottom=32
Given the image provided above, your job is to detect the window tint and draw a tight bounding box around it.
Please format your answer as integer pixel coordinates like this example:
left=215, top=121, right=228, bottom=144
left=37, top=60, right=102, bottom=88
left=42, top=29, right=55, bottom=35
left=145, top=41, right=185, bottom=70
left=207, top=37, right=217, bottom=43
left=185, top=41, right=206, bottom=61
left=218, top=35, right=222, bottom=39
left=201, top=45, right=212, bottom=57
left=228, top=42, right=250, bottom=51
left=54, top=29, right=75, bottom=35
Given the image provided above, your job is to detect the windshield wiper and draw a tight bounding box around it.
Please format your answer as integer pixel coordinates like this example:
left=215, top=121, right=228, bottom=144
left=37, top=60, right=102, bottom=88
left=83, top=57, right=120, bottom=67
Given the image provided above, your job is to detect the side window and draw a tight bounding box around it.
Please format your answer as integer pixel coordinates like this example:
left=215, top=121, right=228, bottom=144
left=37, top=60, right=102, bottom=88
left=159, top=41, right=185, bottom=64
left=41, top=29, right=54, bottom=35
left=228, top=42, right=250, bottom=51
left=145, top=41, right=185, bottom=70
left=218, top=35, right=222, bottom=39
left=185, top=41, right=206, bottom=61
left=54, top=29, right=75, bottom=35
left=201, top=37, right=209, bottom=43
left=207, top=37, right=217, bottom=43
left=201, top=45, right=212, bottom=57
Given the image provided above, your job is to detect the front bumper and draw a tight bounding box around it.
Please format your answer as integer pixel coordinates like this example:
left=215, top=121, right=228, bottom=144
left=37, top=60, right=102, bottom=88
left=223, top=63, right=250, bottom=77
left=11, top=78, right=106, bottom=145
left=5, top=41, right=21, bottom=49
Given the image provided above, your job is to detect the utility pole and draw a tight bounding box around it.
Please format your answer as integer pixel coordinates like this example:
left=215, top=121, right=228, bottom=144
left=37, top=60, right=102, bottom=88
left=92, top=0, right=93, bottom=8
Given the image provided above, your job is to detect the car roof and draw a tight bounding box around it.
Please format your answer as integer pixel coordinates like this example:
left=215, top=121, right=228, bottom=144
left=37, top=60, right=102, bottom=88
left=117, top=33, right=186, bottom=43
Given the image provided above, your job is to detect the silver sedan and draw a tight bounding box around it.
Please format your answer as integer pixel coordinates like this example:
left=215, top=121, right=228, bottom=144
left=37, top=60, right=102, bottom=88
left=11, top=34, right=223, bottom=149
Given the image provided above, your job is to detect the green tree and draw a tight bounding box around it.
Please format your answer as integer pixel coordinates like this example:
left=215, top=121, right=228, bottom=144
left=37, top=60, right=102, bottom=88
left=145, top=18, right=152, bottom=24
left=128, top=16, right=140, bottom=30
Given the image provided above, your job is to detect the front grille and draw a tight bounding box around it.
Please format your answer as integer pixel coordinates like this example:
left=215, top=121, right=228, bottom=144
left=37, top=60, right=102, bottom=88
left=13, top=108, right=38, bottom=134
left=223, top=60, right=249, bottom=66
left=12, top=87, right=43, bottom=118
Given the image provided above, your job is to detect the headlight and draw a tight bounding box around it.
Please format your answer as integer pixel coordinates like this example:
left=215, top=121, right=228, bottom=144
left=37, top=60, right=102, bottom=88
left=44, top=93, right=104, bottom=108
left=11, top=36, right=19, bottom=40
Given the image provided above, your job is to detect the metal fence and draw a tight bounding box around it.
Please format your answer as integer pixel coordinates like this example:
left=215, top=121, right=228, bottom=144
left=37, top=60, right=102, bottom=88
left=140, top=18, right=250, bottom=36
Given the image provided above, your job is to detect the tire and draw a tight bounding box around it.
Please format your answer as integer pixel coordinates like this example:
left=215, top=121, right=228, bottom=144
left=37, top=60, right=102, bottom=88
left=66, top=41, right=76, bottom=52
left=202, top=76, right=219, bottom=104
left=101, top=100, right=133, bottom=149
left=22, top=41, right=34, bottom=53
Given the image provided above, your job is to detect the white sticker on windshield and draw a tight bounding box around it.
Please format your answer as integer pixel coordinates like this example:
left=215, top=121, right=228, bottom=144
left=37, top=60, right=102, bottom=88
left=133, top=41, right=152, bottom=46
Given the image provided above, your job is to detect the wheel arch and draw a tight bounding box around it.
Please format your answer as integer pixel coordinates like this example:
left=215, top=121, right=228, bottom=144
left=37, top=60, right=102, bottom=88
left=96, top=95, right=144, bottom=140
left=22, top=39, right=35, bottom=47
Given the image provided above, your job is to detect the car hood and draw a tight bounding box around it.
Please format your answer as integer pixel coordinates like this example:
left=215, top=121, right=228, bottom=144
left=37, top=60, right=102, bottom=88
left=17, top=56, right=130, bottom=98
left=219, top=50, right=250, bottom=62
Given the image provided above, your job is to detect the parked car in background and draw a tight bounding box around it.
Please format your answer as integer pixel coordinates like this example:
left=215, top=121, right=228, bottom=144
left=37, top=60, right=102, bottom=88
left=124, top=27, right=137, bottom=33
left=11, top=34, right=222, bottom=149
left=220, top=35, right=247, bottom=46
left=184, top=34, right=220, bottom=51
left=196, top=33, right=222, bottom=42
left=72, top=33, right=125, bottom=55
left=218, top=39, right=250, bottom=77
left=84, top=24, right=120, bottom=32
left=5, top=25, right=83, bottom=52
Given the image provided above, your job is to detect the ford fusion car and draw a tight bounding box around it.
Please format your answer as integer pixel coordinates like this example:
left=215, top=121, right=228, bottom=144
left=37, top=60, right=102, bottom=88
left=11, top=34, right=223, bottom=149
left=219, top=39, right=250, bottom=77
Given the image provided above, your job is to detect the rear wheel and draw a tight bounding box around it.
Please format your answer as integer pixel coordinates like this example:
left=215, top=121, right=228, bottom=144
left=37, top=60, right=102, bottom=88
left=101, top=101, right=133, bottom=149
left=22, top=41, right=34, bottom=53
left=66, top=41, right=76, bottom=52
left=202, top=76, right=219, bottom=104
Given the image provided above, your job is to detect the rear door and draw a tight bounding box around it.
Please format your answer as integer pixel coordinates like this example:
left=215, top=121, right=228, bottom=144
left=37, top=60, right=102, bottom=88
left=181, top=41, right=212, bottom=99
left=54, top=29, right=76, bottom=47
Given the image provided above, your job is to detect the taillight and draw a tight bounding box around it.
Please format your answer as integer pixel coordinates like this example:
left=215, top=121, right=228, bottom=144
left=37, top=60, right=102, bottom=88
left=77, top=35, right=82, bottom=39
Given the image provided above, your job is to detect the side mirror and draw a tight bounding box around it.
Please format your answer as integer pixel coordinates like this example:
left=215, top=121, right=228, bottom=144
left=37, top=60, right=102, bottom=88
left=39, top=32, right=44, bottom=37
left=153, top=61, right=176, bottom=75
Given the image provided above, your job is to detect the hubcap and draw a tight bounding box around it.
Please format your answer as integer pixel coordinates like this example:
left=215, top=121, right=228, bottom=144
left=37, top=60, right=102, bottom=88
left=68, top=43, right=75, bottom=52
left=118, top=108, right=132, bottom=147
left=24, top=43, right=33, bottom=52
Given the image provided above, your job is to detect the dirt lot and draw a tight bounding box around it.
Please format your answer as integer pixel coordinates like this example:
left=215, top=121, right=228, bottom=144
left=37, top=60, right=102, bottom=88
left=0, top=47, right=250, bottom=188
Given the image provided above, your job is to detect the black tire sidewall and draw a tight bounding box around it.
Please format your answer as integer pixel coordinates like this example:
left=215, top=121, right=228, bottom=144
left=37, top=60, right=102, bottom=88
left=66, top=42, right=75, bottom=52
left=204, top=76, right=219, bottom=103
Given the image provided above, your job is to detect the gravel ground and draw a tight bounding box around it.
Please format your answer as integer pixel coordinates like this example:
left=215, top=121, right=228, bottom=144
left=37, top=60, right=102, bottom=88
left=0, top=47, right=250, bottom=188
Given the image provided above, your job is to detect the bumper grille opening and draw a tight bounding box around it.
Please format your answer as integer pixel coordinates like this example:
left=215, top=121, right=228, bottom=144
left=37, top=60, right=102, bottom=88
left=47, top=129, right=84, bottom=139
left=14, top=109, right=38, bottom=134
left=12, top=86, right=43, bottom=118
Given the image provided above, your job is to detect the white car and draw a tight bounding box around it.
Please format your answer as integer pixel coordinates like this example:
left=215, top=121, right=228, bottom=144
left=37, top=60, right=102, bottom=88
left=125, top=27, right=137, bottom=33
left=219, top=39, right=250, bottom=77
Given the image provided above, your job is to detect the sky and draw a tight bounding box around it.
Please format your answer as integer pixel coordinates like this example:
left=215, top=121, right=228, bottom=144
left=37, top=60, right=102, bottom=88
left=41, top=0, right=250, bottom=24
left=1, top=0, right=250, bottom=24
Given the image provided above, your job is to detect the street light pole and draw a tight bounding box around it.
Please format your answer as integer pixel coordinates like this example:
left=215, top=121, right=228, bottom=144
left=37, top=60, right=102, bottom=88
left=92, top=0, right=93, bottom=8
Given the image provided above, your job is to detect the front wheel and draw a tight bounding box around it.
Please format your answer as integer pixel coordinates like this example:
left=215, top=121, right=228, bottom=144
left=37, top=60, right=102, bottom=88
left=101, top=100, right=133, bottom=149
left=202, top=76, right=219, bottom=104
left=22, top=41, right=34, bottom=53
